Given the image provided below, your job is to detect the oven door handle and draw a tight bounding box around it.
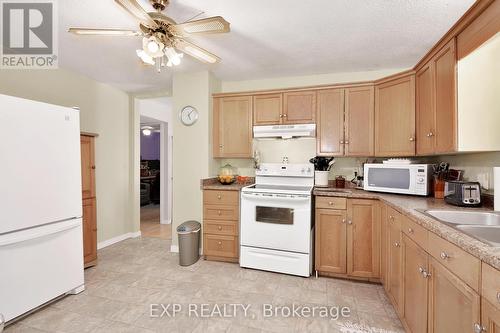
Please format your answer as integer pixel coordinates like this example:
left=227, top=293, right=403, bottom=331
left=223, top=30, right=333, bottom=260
left=241, top=193, right=310, bottom=201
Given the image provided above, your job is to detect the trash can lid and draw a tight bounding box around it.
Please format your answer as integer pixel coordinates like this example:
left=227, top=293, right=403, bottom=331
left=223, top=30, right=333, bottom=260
left=177, top=220, right=201, bottom=233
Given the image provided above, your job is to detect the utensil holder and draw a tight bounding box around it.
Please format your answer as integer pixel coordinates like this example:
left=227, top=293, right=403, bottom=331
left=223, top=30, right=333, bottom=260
left=315, top=171, right=329, bottom=187
left=434, top=179, right=445, bottom=199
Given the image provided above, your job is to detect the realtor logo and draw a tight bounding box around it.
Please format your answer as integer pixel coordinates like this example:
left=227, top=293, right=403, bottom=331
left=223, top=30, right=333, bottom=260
left=1, top=0, right=58, bottom=68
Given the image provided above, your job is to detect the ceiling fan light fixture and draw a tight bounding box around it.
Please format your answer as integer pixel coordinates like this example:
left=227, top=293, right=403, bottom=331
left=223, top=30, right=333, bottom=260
left=142, top=128, right=152, bottom=136
left=142, top=36, right=164, bottom=57
left=147, top=40, right=160, bottom=53
left=136, top=49, right=154, bottom=65
left=164, top=47, right=183, bottom=66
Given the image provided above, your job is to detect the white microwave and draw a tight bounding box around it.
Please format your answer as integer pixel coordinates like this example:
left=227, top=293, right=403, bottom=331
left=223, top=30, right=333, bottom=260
left=363, top=163, right=433, bottom=196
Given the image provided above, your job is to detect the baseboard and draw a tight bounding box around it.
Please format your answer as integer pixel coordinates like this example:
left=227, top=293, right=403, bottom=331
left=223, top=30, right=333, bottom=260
left=97, top=231, right=142, bottom=250
left=160, top=219, right=171, bottom=225
left=170, top=244, right=179, bottom=253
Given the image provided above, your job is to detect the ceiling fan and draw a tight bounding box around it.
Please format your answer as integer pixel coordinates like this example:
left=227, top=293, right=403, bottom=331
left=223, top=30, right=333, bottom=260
left=69, top=0, right=230, bottom=72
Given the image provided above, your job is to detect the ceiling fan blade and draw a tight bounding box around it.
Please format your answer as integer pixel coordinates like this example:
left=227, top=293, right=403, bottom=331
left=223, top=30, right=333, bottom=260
left=176, top=39, right=220, bottom=64
left=68, top=28, right=142, bottom=36
left=115, top=0, right=159, bottom=29
left=174, top=16, right=230, bottom=35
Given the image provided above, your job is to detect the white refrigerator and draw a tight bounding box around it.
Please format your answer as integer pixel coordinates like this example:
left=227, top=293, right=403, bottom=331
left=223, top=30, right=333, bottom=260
left=0, top=94, right=85, bottom=324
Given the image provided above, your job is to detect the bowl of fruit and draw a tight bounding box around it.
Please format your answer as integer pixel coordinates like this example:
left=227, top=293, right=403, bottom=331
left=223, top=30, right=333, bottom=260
left=218, top=164, right=237, bottom=185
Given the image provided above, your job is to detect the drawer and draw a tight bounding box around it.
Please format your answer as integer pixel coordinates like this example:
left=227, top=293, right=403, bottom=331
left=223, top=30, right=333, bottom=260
left=204, top=205, right=239, bottom=221
left=204, top=190, right=239, bottom=206
left=204, top=220, right=238, bottom=236
left=316, top=197, right=347, bottom=210
left=402, top=217, right=428, bottom=250
left=204, top=234, right=238, bottom=258
left=482, top=262, right=500, bottom=309
left=387, top=207, right=402, bottom=231
left=427, top=232, right=480, bottom=291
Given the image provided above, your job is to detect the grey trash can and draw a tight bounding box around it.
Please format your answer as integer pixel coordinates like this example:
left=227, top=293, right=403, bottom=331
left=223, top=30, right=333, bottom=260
left=177, top=221, right=201, bottom=266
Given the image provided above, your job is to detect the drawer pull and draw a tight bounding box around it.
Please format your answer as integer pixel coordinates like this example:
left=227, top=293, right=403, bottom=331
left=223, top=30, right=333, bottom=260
left=389, top=215, right=394, bottom=221
left=418, top=267, right=424, bottom=274
left=422, top=271, right=431, bottom=279
left=218, top=226, right=222, bottom=231
left=440, top=252, right=450, bottom=260
left=347, top=220, right=353, bottom=225
left=328, top=201, right=334, bottom=205
left=217, top=195, right=222, bottom=199
left=394, top=242, right=400, bottom=247
left=218, top=241, right=222, bottom=245
left=341, top=219, right=346, bottom=224
left=217, top=210, right=222, bottom=216
left=408, top=228, right=414, bottom=234
left=474, top=323, right=486, bottom=333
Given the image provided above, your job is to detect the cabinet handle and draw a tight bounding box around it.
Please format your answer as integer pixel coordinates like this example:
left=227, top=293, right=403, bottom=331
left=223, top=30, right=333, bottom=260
left=440, top=252, right=450, bottom=260
left=429, top=132, right=434, bottom=137
left=219, top=144, right=223, bottom=149
left=344, top=140, right=349, bottom=144
left=422, top=271, right=431, bottom=278
left=217, top=195, right=222, bottom=199
left=497, top=292, right=500, bottom=304
left=408, top=228, right=414, bottom=234
left=218, top=241, right=222, bottom=246
left=409, top=137, right=415, bottom=142
left=279, top=114, right=283, bottom=118
left=347, top=220, right=353, bottom=225
left=328, top=201, right=335, bottom=206
left=389, top=215, right=394, bottom=221
left=394, top=242, right=400, bottom=247
left=91, top=165, right=96, bottom=170
left=341, top=219, right=346, bottom=224
left=217, top=210, right=222, bottom=216
left=339, top=140, right=344, bottom=144
left=474, top=323, right=486, bottom=333
left=418, top=267, right=424, bottom=274
left=283, top=114, right=287, bottom=117
left=218, top=226, right=222, bottom=231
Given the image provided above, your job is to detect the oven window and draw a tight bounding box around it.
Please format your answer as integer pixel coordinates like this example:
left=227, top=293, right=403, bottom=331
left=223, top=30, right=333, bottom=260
left=256, top=206, right=294, bottom=225
left=368, top=168, right=410, bottom=189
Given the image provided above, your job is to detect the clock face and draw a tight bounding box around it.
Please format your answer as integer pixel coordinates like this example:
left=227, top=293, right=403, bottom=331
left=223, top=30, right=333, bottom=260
left=180, top=106, right=198, bottom=126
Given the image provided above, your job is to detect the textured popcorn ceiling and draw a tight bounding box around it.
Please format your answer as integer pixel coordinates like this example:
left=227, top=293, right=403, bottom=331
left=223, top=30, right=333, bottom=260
left=59, top=0, right=475, bottom=92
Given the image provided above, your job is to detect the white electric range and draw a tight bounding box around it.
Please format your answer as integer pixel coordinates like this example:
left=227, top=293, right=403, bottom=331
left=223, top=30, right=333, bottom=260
left=240, top=163, right=314, bottom=277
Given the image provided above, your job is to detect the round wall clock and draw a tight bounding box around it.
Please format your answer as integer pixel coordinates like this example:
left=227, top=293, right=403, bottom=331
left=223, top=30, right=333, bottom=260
left=179, top=106, right=199, bottom=126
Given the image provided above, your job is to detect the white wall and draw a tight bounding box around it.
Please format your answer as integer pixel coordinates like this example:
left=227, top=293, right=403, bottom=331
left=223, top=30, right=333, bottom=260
left=0, top=68, right=134, bottom=243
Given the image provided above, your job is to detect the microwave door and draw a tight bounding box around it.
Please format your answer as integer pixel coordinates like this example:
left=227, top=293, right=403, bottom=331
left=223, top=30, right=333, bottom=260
left=366, top=167, right=413, bottom=194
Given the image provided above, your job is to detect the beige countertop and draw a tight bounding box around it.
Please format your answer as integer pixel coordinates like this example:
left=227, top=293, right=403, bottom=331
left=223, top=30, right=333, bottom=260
left=200, top=177, right=254, bottom=191
left=314, top=186, right=500, bottom=271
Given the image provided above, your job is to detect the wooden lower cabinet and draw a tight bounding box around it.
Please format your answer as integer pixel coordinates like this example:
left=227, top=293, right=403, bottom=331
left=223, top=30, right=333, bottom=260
left=315, top=198, right=379, bottom=280
left=403, top=235, right=428, bottom=333
left=428, top=257, right=480, bottom=333
left=315, top=209, right=347, bottom=274
left=82, top=198, right=97, bottom=267
left=203, top=234, right=238, bottom=259
left=387, top=215, right=404, bottom=315
left=347, top=199, right=380, bottom=278
left=481, top=298, right=500, bottom=333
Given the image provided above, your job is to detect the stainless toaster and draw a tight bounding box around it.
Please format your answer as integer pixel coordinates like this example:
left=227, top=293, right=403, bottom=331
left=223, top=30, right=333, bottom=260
left=444, top=181, right=481, bottom=207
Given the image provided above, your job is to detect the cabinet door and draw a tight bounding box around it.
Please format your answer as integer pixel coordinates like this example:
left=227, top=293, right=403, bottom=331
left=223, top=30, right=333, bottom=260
left=80, top=135, right=95, bottom=199
left=481, top=299, right=500, bottom=333
left=388, top=220, right=403, bottom=315
left=345, top=86, right=374, bottom=156
left=283, top=91, right=316, bottom=124
left=416, top=62, right=435, bottom=155
left=253, top=94, right=282, bottom=125
left=403, top=235, right=428, bottom=333
left=315, top=209, right=347, bottom=274
left=433, top=39, right=456, bottom=154
left=83, top=198, right=97, bottom=266
left=213, top=96, right=253, bottom=158
left=375, top=74, right=416, bottom=156
left=380, top=204, right=388, bottom=287
left=346, top=199, right=380, bottom=278
left=316, top=89, right=345, bottom=156
left=428, top=258, right=480, bottom=333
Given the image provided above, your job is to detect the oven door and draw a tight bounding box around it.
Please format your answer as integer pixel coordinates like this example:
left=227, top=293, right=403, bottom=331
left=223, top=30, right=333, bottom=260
left=364, top=165, right=417, bottom=194
left=240, top=192, right=311, bottom=253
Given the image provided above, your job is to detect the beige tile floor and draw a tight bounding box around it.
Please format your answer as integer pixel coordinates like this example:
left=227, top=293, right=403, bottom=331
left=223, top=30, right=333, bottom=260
left=5, top=237, right=404, bottom=333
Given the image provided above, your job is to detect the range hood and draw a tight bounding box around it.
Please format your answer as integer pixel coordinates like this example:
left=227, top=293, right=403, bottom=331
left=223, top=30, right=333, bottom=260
left=253, top=124, right=316, bottom=139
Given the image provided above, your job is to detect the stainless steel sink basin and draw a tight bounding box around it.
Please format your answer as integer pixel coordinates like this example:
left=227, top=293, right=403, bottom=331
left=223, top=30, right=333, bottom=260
left=424, top=210, right=500, bottom=226
left=455, top=225, right=500, bottom=247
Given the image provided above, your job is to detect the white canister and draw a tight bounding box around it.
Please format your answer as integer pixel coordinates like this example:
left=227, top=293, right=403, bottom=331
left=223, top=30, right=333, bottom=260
left=315, top=171, right=329, bottom=187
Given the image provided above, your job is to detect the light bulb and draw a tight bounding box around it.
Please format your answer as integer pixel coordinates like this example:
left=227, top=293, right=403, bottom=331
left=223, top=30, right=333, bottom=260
left=164, top=47, right=182, bottom=66
left=136, top=49, right=154, bottom=65
left=142, top=128, right=152, bottom=136
left=147, top=40, right=159, bottom=53
left=171, top=55, right=181, bottom=66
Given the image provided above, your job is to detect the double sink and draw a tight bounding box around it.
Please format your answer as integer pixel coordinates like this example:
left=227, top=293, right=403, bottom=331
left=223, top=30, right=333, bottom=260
left=423, top=210, right=500, bottom=247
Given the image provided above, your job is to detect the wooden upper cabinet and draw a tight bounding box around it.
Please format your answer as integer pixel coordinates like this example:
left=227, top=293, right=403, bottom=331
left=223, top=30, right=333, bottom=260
left=80, top=135, right=95, bottom=199
left=345, top=86, right=375, bottom=156
left=213, top=96, right=253, bottom=158
left=433, top=40, right=456, bottom=154
left=315, top=208, right=347, bottom=274
left=346, top=199, right=380, bottom=278
left=283, top=91, right=316, bottom=124
left=428, top=258, right=480, bottom=333
left=375, top=73, right=416, bottom=156
left=253, top=93, right=282, bottom=125
left=416, top=62, right=435, bottom=155
left=316, top=89, right=345, bottom=156
left=403, top=235, right=429, bottom=333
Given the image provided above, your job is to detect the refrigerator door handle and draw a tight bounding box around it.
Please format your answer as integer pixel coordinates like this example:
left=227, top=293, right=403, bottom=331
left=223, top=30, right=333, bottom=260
left=0, top=219, right=81, bottom=247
